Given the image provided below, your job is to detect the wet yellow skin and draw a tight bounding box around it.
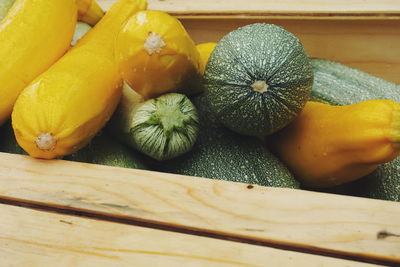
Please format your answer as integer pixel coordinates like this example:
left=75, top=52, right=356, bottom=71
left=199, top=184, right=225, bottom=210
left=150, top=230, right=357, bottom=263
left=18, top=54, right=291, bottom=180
left=116, top=10, right=202, bottom=99
left=76, top=0, right=104, bottom=25
left=269, top=100, right=400, bottom=188
left=196, top=42, right=217, bottom=75
left=12, top=0, right=147, bottom=159
left=0, top=0, right=77, bottom=125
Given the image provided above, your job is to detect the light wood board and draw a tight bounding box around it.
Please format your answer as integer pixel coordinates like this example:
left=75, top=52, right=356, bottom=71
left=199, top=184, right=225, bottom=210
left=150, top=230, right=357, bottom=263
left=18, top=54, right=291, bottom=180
left=98, top=0, right=400, bottom=19
left=0, top=152, right=399, bottom=264
left=1, top=203, right=378, bottom=267
left=0, top=205, right=378, bottom=267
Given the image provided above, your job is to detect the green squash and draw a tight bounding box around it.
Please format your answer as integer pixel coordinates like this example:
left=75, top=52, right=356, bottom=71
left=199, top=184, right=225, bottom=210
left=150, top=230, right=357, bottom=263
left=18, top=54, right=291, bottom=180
left=149, top=94, right=299, bottom=189
left=66, top=132, right=149, bottom=170
left=311, top=58, right=400, bottom=105
left=352, top=160, right=400, bottom=202
left=109, top=85, right=199, bottom=161
left=311, top=58, right=400, bottom=202
left=204, top=23, right=313, bottom=136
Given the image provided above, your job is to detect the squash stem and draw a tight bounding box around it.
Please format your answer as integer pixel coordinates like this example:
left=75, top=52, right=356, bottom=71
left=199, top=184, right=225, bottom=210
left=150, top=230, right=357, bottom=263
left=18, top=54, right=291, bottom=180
left=151, top=97, right=188, bottom=136
left=144, top=32, right=166, bottom=55
left=251, top=80, right=269, bottom=93
left=36, top=133, right=56, bottom=151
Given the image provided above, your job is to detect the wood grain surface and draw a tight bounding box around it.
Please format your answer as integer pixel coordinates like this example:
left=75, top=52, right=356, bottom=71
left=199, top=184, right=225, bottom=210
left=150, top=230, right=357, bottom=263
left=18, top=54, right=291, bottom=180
left=1, top=1, right=399, bottom=265
left=98, top=0, right=400, bottom=18
left=1, top=204, right=378, bottom=267
left=0, top=152, right=399, bottom=264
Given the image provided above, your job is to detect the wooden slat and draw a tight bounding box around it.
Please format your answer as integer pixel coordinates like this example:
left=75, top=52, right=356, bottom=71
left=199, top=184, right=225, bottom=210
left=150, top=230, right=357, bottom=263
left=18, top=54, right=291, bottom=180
left=1, top=204, right=377, bottom=267
left=98, top=0, right=400, bottom=19
left=0, top=153, right=399, bottom=264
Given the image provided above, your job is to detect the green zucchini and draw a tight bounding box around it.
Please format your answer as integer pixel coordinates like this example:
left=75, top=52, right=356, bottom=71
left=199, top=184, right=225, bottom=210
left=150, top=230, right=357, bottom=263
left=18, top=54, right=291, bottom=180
left=311, top=58, right=400, bottom=104
left=352, top=160, right=400, bottom=202
left=109, top=85, right=199, bottom=161
left=149, top=94, right=299, bottom=188
left=204, top=23, right=313, bottom=136
left=66, top=132, right=148, bottom=170
left=311, top=58, right=400, bottom=202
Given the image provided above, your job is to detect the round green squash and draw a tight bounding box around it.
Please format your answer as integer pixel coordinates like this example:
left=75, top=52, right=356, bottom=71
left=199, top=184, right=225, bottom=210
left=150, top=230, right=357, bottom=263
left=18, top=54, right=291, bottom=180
left=148, top=94, right=299, bottom=189
left=66, top=132, right=149, bottom=170
left=204, top=23, right=313, bottom=136
left=109, top=85, right=200, bottom=161
left=126, top=93, right=199, bottom=161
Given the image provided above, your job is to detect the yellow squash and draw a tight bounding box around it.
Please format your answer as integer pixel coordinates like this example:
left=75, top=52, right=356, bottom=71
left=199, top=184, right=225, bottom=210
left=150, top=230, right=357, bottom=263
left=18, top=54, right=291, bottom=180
left=76, top=0, right=104, bottom=25
left=116, top=10, right=202, bottom=99
left=0, top=0, right=77, bottom=125
left=12, top=0, right=147, bottom=159
left=196, top=42, right=217, bottom=75
left=269, top=100, right=400, bottom=188
left=0, top=0, right=103, bottom=26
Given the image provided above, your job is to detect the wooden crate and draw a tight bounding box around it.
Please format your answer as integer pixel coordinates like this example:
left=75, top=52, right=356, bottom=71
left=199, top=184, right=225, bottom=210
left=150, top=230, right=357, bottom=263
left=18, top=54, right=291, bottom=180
left=1, top=0, right=400, bottom=266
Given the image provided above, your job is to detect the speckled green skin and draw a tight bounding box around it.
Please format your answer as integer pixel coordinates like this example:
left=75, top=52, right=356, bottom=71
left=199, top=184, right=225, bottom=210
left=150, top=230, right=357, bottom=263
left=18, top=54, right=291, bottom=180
left=311, top=58, right=400, bottom=105
left=66, top=132, right=148, bottom=170
left=0, top=0, right=15, bottom=21
left=110, top=87, right=199, bottom=161
left=150, top=94, right=299, bottom=188
left=204, top=23, right=313, bottom=136
left=311, top=58, right=400, bottom=202
left=353, top=161, right=400, bottom=202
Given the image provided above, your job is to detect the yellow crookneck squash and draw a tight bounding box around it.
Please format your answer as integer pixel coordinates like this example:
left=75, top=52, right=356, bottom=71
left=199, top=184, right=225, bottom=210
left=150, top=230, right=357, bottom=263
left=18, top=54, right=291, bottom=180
left=76, top=0, right=104, bottom=25
left=116, top=10, right=202, bottom=99
left=0, top=0, right=77, bottom=125
left=269, top=100, right=400, bottom=188
left=196, top=42, right=217, bottom=75
left=12, top=0, right=147, bottom=159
